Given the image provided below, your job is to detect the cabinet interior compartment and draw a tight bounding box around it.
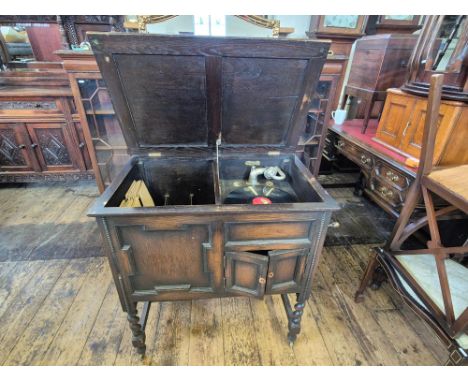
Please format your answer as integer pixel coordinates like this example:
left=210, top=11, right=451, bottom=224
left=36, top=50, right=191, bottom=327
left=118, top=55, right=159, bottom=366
left=106, top=157, right=216, bottom=207
left=218, top=154, right=323, bottom=204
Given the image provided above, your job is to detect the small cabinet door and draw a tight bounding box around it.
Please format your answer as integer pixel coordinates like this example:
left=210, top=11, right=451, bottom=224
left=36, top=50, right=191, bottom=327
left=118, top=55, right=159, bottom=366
left=225, top=251, right=269, bottom=298
left=399, top=101, right=455, bottom=162
left=225, top=249, right=309, bottom=298
left=26, top=123, right=82, bottom=172
left=265, top=249, right=307, bottom=294
left=375, top=93, right=415, bottom=147
left=0, top=123, right=40, bottom=172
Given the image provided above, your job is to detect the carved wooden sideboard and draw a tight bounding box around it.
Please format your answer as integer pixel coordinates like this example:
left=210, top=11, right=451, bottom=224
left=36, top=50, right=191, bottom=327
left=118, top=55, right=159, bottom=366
left=0, top=69, right=94, bottom=182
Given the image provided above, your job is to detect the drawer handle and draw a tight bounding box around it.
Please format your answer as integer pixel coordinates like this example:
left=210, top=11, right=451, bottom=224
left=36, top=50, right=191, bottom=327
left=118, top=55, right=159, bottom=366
left=360, top=155, right=370, bottom=164
left=268, top=272, right=274, bottom=278
left=78, top=142, right=85, bottom=148
left=31, top=143, right=38, bottom=149
left=18, top=144, right=26, bottom=149
left=402, top=121, right=411, bottom=136
left=379, top=186, right=394, bottom=198
left=258, top=277, right=266, bottom=285
left=386, top=171, right=399, bottom=182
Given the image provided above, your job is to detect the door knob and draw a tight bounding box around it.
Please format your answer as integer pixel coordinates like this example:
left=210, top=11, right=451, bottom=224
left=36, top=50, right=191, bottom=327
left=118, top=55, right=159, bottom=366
left=268, top=272, right=274, bottom=278
left=258, top=277, right=266, bottom=285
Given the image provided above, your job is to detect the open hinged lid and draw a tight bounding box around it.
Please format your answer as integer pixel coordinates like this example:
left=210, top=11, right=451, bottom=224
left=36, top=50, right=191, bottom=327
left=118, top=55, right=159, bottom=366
left=88, top=33, right=329, bottom=154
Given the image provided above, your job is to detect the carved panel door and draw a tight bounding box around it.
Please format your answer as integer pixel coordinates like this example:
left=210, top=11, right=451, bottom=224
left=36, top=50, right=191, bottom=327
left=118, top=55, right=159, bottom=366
left=26, top=123, right=83, bottom=172
left=225, top=251, right=269, bottom=298
left=399, top=101, right=454, bottom=162
left=265, top=249, right=308, bottom=294
left=114, top=222, right=222, bottom=297
left=0, top=123, right=39, bottom=172
left=375, top=93, right=415, bottom=147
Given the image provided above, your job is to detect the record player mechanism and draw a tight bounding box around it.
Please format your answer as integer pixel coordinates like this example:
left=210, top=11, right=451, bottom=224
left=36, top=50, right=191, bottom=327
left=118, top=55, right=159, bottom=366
left=223, top=163, right=297, bottom=205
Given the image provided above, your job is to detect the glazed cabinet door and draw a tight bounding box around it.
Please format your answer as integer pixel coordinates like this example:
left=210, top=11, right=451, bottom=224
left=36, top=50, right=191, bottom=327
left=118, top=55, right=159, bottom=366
left=26, top=123, right=83, bottom=172
left=375, top=93, right=415, bottom=147
left=265, top=249, right=308, bottom=294
left=225, top=251, right=269, bottom=298
left=0, top=123, right=40, bottom=172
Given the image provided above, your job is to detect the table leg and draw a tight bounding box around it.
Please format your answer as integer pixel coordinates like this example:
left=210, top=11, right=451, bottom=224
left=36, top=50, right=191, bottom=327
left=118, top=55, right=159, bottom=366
left=127, top=302, right=147, bottom=355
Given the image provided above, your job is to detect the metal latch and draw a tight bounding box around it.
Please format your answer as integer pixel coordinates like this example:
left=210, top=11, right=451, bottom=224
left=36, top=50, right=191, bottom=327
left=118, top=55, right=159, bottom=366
left=148, top=152, right=162, bottom=157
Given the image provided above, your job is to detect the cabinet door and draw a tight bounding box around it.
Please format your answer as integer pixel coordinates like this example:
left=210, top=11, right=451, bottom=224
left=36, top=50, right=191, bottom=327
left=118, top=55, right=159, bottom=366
left=399, top=101, right=455, bottom=162
left=114, top=222, right=220, bottom=296
left=225, top=251, right=268, bottom=298
left=265, top=249, right=308, bottom=294
left=26, top=123, right=81, bottom=172
left=375, top=93, right=415, bottom=148
left=0, top=123, right=40, bottom=172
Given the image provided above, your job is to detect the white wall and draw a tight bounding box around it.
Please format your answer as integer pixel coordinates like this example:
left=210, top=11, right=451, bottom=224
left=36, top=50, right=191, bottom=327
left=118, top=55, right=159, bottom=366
left=142, top=16, right=312, bottom=39
left=274, top=15, right=311, bottom=38
left=145, top=16, right=195, bottom=35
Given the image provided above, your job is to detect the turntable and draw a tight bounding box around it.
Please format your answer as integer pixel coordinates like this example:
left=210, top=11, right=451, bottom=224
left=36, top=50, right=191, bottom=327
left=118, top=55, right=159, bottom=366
left=87, top=33, right=339, bottom=355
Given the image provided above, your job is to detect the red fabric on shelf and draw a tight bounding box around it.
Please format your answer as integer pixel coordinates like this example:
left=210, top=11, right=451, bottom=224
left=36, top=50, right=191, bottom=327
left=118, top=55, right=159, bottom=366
left=333, top=119, right=410, bottom=165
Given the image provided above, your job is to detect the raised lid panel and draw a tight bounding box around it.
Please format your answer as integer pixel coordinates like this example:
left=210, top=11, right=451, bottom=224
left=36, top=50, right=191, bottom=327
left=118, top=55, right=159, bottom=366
left=114, top=53, right=208, bottom=147
left=221, top=57, right=307, bottom=145
left=89, top=33, right=329, bottom=152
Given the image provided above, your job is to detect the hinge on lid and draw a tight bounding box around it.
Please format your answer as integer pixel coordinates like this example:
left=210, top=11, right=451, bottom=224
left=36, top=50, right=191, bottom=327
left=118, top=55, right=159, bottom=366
left=148, top=152, right=162, bottom=157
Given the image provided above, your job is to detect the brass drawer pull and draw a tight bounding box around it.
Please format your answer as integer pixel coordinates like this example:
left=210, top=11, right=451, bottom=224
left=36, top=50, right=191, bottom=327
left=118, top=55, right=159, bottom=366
left=379, top=186, right=394, bottom=198
left=385, top=171, right=399, bottom=182
left=360, top=154, right=370, bottom=164
left=259, top=277, right=266, bottom=285
left=268, top=272, right=274, bottom=278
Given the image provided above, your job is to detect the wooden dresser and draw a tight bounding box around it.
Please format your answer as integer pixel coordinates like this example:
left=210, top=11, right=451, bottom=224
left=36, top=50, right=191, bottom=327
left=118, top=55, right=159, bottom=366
left=375, top=89, right=468, bottom=166
left=328, top=121, right=416, bottom=217
left=342, top=34, right=418, bottom=132
left=0, top=69, right=94, bottom=182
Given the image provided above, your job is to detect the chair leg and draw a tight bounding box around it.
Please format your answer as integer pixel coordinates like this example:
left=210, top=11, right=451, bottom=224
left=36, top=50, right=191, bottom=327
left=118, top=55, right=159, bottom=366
left=355, top=249, right=379, bottom=303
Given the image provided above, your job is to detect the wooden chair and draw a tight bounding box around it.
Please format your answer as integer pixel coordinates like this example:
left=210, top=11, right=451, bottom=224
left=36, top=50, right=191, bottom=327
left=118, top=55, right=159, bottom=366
left=355, top=74, right=468, bottom=366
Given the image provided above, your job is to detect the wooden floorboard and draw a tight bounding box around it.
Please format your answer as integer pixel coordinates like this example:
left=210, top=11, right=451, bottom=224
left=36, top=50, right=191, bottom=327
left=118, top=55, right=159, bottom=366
left=0, top=181, right=448, bottom=365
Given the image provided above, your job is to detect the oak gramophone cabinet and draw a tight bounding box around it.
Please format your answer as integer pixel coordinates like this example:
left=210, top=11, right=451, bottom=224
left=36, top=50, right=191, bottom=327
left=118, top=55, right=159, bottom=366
left=87, top=33, right=339, bottom=355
